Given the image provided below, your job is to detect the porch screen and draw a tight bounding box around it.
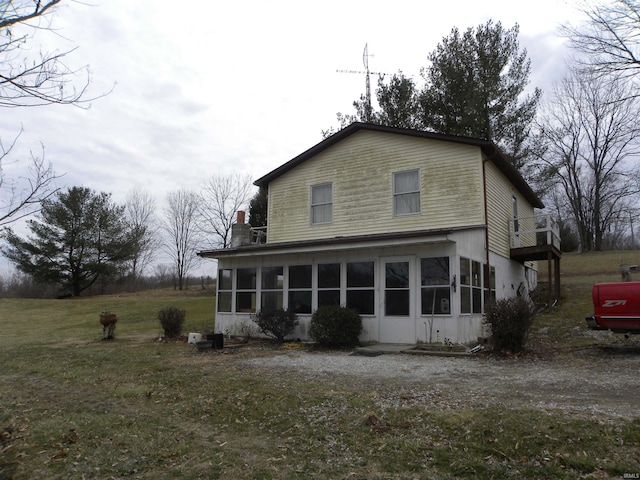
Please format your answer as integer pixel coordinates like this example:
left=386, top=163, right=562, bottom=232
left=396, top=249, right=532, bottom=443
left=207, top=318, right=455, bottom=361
left=318, top=263, right=340, bottom=307
left=236, top=268, right=256, bottom=313
left=346, top=262, right=374, bottom=315
left=420, top=257, right=451, bottom=315
left=289, top=265, right=312, bottom=314
left=460, top=258, right=482, bottom=314
left=385, top=262, right=410, bottom=316
left=218, top=269, right=232, bottom=312
left=261, top=266, right=283, bottom=311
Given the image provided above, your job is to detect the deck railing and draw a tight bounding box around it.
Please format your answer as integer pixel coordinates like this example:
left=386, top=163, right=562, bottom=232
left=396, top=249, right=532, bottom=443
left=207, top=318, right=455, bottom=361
left=509, top=214, right=561, bottom=250
left=250, top=226, right=267, bottom=244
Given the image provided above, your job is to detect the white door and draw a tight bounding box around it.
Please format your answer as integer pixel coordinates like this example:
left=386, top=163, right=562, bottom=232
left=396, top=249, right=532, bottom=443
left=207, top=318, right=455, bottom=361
left=379, top=256, right=416, bottom=343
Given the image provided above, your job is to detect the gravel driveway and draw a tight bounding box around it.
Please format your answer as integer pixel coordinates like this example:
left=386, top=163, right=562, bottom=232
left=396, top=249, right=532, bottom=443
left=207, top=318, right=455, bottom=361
left=241, top=343, right=640, bottom=420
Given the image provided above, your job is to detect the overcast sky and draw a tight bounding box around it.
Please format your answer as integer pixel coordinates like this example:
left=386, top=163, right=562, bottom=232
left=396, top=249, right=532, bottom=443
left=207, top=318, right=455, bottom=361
left=1, top=0, right=582, bottom=273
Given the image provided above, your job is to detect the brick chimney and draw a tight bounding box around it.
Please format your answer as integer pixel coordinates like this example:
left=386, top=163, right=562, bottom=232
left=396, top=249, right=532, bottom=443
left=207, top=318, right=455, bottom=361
left=231, top=210, right=251, bottom=247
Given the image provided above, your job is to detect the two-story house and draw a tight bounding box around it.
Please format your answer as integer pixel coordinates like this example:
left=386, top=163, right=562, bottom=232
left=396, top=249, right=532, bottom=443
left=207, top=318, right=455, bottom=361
left=198, top=123, right=561, bottom=345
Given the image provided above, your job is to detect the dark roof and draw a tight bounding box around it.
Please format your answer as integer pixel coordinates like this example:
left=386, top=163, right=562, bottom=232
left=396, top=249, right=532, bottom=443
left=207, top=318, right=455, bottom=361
left=254, top=122, right=544, bottom=209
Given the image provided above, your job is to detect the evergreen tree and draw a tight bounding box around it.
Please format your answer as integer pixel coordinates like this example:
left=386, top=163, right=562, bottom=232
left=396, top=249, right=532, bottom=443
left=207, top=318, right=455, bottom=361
left=420, top=21, right=541, bottom=170
left=1, top=187, right=137, bottom=296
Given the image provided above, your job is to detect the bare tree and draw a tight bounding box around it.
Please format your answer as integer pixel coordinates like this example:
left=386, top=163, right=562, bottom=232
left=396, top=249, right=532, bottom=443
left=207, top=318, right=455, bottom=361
left=198, top=174, right=254, bottom=248
left=162, top=190, right=200, bottom=290
left=125, top=187, right=159, bottom=289
left=0, top=132, right=61, bottom=226
left=538, top=69, right=640, bottom=251
left=1, top=1, right=91, bottom=107
left=0, top=1, right=96, bottom=226
left=563, top=0, right=640, bottom=78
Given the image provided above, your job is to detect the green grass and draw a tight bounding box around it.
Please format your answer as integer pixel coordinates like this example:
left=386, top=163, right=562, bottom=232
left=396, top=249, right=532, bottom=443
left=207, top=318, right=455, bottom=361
left=1, top=258, right=640, bottom=479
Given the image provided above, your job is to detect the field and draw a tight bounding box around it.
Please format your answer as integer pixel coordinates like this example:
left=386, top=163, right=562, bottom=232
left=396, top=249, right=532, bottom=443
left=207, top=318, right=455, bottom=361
left=1, top=253, right=640, bottom=479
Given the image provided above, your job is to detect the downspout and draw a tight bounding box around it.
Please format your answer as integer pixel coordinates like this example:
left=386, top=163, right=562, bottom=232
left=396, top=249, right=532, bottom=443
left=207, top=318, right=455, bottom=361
left=481, top=157, right=491, bottom=301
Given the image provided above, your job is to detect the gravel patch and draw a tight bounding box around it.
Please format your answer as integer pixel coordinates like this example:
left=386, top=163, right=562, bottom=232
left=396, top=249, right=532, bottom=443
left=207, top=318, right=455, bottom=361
left=242, top=347, right=640, bottom=419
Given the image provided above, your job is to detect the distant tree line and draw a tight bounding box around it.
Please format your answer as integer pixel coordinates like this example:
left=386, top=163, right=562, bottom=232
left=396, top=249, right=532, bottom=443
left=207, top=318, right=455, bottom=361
left=0, top=175, right=256, bottom=297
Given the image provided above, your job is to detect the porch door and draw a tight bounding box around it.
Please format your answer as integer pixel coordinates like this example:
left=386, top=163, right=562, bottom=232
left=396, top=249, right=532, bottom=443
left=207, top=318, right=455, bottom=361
left=379, top=257, right=416, bottom=343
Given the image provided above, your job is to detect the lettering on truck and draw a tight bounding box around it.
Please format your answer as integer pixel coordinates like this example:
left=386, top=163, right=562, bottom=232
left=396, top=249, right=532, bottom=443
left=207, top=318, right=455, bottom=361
left=602, top=300, right=627, bottom=307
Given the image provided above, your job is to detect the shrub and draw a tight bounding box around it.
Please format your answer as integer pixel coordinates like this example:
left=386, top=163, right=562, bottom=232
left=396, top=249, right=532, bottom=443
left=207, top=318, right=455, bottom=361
left=309, top=305, right=362, bottom=347
left=483, top=296, right=535, bottom=353
left=251, top=308, right=298, bottom=342
left=158, top=306, right=186, bottom=339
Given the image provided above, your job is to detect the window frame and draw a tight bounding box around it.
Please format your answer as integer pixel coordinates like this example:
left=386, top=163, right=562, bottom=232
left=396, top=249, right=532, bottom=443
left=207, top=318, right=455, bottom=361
left=236, top=267, right=257, bottom=313
left=393, top=169, right=421, bottom=216
left=420, top=257, right=451, bottom=315
left=310, top=183, right=333, bottom=225
left=288, top=264, right=312, bottom=314
left=346, top=261, right=375, bottom=315
left=260, top=266, right=283, bottom=311
left=217, top=268, right=233, bottom=313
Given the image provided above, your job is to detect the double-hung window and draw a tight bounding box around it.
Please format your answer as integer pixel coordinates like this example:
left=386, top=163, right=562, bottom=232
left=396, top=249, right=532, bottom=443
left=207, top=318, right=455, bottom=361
left=311, top=183, right=332, bottom=224
left=393, top=169, right=420, bottom=215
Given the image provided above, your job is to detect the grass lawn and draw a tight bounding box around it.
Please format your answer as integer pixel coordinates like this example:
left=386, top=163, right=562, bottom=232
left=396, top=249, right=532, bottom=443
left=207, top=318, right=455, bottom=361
left=1, top=256, right=640, bottom=479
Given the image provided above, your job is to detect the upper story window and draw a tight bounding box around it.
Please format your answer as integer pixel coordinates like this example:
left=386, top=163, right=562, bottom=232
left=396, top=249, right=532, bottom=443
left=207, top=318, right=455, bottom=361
left=311, top=183, right=332, bottom=224
left=393, top=169, right=420, bottom=215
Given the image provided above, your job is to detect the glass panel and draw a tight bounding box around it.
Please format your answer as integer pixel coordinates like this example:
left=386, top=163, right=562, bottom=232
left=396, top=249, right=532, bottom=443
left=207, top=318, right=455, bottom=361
left=385, top=290, right=410, bottom=316
left=261, top=291, right=283, bottom=311
left=347, top=262, right=374, bottom=287
left=289, top=265, right=312, bottom=288
left=473, top=288, right=482, bottom=314
left=421, top=287, right=451, bottom=315
left=460, top=258, right=471, bottom=286
left=311, top=204, right=332, bottom=224
left=261, top=266, right=283, bottom=290
left=237, top=268, right=256, bottom=290
left=219, top=269, right=232, bottom=290
left=394, top=170, right=419, bottom=193
left=236, top=292, right=256, bottom=313
left=218, top=292, right=232, bottom=312
left=289, top=291, right=312, bottom=314
left=461, top=287, right=471, bottom=314
left=318, top=290, right=340, bottom=307
left=347, top=290, right=374, bottom=315
left=395, top=192, right=420, bottom=215
left=312, top=184, right=331, bottom=204
left=318, top=263, right=340, bottom=288
left=385, top=262, right=409, bottom=288
left=472, top=261, right=481, bottom=287
left=421, top=257, right=449, bottom=286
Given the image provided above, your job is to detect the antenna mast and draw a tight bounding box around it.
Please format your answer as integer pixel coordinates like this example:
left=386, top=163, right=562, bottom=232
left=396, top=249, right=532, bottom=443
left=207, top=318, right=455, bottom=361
left=337, top=43, right=389, bottom=123
left=363, top=43, right=372, bottom=123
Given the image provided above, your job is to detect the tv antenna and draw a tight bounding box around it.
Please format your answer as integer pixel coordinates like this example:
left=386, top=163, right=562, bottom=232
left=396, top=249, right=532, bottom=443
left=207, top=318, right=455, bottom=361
left=337, top=43, right=389, bottom=122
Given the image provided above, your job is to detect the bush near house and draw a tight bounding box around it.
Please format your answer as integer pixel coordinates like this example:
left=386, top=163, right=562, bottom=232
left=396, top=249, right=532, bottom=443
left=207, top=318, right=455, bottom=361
left=309, top=305, right=362, bottom=347
left=251, top=308, right=298, bottom=342
left=483, top=296, right=535, bottom=353
left=158, top=306, right=186, bottom=339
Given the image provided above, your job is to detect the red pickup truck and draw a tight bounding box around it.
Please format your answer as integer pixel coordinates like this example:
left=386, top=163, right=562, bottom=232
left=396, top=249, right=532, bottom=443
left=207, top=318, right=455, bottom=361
left=586, top=281, right=640, bottom=334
